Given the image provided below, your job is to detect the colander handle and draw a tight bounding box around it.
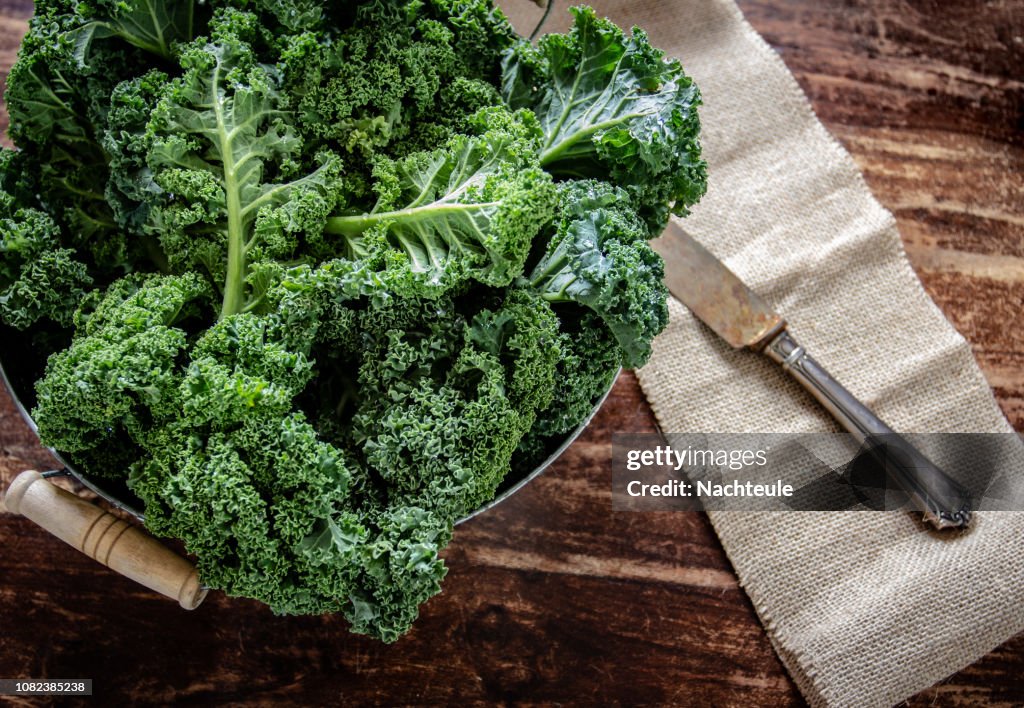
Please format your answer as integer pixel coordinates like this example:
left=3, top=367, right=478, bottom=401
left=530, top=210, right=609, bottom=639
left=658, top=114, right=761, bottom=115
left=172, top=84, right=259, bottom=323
left=5, top=470, right=207, bottom=610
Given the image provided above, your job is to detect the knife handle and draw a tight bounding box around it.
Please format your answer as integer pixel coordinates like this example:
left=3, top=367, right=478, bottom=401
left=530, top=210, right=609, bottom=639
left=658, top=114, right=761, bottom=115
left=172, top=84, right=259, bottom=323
left=763, top=330, right=973, bottom=529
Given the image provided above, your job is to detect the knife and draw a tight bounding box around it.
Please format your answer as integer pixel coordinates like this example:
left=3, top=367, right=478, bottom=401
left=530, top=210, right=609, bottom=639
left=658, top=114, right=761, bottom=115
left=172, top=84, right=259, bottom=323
left=652, top=221, right=974, bottom=530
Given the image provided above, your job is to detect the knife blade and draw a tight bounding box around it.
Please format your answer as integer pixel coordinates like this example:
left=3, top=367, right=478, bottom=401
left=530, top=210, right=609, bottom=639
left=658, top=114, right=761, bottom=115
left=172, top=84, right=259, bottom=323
left=652, top=221, right=974, bottom=530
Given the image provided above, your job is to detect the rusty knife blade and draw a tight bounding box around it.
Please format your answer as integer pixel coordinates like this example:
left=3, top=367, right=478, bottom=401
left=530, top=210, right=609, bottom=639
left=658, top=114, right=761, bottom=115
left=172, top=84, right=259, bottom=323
left=651, top=221, right=785, bottom=349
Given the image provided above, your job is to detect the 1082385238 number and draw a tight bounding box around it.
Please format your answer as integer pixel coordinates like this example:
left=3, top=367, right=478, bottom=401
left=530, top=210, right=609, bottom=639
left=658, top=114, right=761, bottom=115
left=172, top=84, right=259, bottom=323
left=0, top=679, right=93, bottom=695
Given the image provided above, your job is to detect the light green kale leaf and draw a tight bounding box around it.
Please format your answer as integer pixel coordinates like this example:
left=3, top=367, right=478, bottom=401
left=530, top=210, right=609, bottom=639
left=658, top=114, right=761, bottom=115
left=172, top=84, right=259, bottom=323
left=135, top=20, right=344, bottom=318
left=323, top=107, right=556, bottom=296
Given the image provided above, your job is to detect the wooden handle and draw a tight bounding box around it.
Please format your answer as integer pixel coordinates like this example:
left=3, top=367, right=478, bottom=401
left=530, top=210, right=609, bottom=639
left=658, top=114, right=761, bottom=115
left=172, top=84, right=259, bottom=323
left=5, top=471, right=208, bottom=610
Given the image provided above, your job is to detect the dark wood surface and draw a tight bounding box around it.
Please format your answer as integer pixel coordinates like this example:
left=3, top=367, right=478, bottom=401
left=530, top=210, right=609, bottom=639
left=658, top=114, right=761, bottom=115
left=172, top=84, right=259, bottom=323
left=1, top=1, right=1022, bottom=705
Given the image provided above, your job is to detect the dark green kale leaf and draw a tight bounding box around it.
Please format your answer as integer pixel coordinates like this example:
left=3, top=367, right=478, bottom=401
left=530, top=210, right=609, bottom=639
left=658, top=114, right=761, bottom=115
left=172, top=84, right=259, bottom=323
left=502, top=5, right=707, bottom=231
left=0, top=150, right=93, bottom=330
left=71, top=0, right=200, bottom=62
left=515, top=311, right=621, bottom=467
left=523, top=180, right=669, bottom=368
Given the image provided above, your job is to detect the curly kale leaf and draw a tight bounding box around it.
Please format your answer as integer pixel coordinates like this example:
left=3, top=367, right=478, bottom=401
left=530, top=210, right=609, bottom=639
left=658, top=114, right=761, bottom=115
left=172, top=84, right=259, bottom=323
left=33, top=273, right=211, bottom=458
left=523, top=181, right=669, bottom=368
left=515, top=311, right=620, bottom=466
left=502, top=5, right=707, bottom=231
left=5, top=2, right=115, bottom=149
left=131, top=410, right=450, bottom=637
left=344, top=505, right=450, bottom=644
left=349, top=290, right=560, bottom=521
left=0, top=215, right=92, bottom=331
left=324, top=110, right=555, bottom=296
left=427, top=0, right=519, bottom=77
left=130, top=410, right=362, bottom=614
left=0, top=152, right=93, bottom=329
left=467, top=288, right=562, bottom=416
left=279, top=0, right=516, bottom=154
left=3, top=0, right=209, bottom=276
left=103, top=69, right=170, bottom=238
left=30, top=261, right=453, bottom=641
left=132, top=24, right=345, bottom=317
left=3, top=4, right=130, bottom=267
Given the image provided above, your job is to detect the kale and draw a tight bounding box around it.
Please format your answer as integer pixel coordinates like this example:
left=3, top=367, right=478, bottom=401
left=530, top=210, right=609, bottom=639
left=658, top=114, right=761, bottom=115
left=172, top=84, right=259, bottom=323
left=1, top=0, right=706, bottom=642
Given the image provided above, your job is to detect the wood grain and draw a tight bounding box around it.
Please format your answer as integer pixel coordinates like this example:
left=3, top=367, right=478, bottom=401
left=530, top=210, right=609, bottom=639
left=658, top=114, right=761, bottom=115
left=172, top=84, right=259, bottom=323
left=0, top=1, right=1022, bottom=706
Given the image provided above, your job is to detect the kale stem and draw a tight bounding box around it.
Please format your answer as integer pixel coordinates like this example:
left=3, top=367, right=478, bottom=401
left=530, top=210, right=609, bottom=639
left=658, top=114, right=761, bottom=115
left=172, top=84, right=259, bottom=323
left=213, top=63, right=246, bottom=320
left=324, top=201, right=501, bottom=235
left=539, top=113, right=642, bottom=166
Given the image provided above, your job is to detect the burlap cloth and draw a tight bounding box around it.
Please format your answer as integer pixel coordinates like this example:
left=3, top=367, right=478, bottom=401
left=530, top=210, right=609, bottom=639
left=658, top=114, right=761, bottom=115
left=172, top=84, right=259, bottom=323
left=500, top=1, right=1024, bottom=705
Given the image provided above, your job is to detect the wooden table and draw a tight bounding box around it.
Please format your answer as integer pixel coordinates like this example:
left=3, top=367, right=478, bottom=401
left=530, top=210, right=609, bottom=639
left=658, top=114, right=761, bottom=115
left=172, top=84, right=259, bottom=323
left=1, top=1, right=1021, bottom=705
